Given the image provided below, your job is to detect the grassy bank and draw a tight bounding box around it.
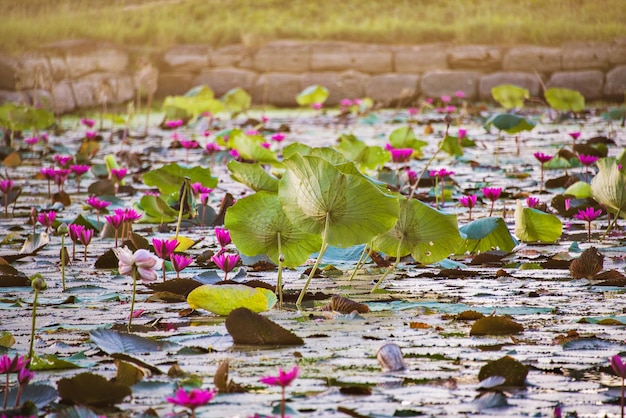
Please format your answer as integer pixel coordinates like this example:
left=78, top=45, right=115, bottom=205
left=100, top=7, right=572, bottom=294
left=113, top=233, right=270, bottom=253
left=1, top=0, right=625, bottom=54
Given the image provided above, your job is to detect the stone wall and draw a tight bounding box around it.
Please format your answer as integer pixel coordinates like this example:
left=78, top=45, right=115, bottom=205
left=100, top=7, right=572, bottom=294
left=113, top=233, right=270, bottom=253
left=1, top=38, right=625, bottom=113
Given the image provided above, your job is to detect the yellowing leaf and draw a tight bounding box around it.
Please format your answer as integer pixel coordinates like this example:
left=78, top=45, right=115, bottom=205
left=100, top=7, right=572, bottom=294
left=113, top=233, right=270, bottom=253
left=2, top=152, right=21, bottom=167
left=172, top=235, right=195, bottom=252
left=187, top=284, right=277, bottom=316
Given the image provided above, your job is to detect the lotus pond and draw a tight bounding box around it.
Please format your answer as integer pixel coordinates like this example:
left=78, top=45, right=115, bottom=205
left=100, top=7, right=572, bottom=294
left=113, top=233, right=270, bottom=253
left=1, top=92, right=626, bottom=418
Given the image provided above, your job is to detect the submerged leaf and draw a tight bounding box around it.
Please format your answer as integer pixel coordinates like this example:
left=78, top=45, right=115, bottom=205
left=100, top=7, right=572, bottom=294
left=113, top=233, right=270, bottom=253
left=225, top=307, right=304, bottom=345
left=187, top=284, right=277, bottom=316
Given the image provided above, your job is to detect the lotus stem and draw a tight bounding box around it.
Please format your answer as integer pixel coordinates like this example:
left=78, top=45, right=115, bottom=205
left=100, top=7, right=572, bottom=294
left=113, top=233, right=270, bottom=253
left=3, top=371, right=8, bottom=409
left=349, top=243, right=372, bottom=281
left=29, top=288, right=39, bottom=359
left=175, top=181, right=187, bottom=241
left=621, top=376, right=625, bottom=418
left=277, top=232, right=283, bottom=308
left=128, top=268, right=137, bottom=332
left=371, top=237, right=403, bottom=293
left=408, top=141, right=444, bottom=200
left=296, top=214, right=330, bottom=307
left=601, top=209, right=621, bottom=241
left=61, top=235, right=66, bottom=291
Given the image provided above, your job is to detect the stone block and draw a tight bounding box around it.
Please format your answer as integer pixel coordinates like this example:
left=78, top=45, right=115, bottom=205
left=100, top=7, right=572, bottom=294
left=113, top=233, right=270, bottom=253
left=50, top=82, right=76, bottom=114
left=253, top=41, right=310, bottom=72
left=604, top=65, right=626, bottom=99
left=394, top=43, right=450, bottom=73
left=547, top=71, right=604, bottom=100
left=71, top=73, right=135, bottom=108
left=193, top=68, right=258, bottom=97
left=478, top=72, right=541, bottom=100
left=27, top=89, right=54, bottom=110
left=562, top=42, right=609, bottom=70
left=420, top=70, right=480, bottom=100
left=365, top=73, right=420, bottom=105
left=609, top=38, right=626, bottom=65
left=46, top=39, right=129, bottom=78
left=156, top=72, right=195, bottom=98
left=311, top=42, right=392, bottom=74
left=0, top=90, right=29, bottom=106
left=0, top=53, right=52, bottom=90
left=212, top=44, right=254, bottom=68
left=449, top=45, right=502, bottom=71
left=252, top=72, right=303, bottom=106
left=502, top=46, right=562, bottom=72
left=301, top=71, right=370, bottom=106
left=162, top=44, right=211, bottom=71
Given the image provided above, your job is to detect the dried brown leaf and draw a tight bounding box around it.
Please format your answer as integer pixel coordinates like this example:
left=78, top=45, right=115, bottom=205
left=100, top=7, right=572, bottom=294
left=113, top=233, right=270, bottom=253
left=570, top=247, right=604, bottom=279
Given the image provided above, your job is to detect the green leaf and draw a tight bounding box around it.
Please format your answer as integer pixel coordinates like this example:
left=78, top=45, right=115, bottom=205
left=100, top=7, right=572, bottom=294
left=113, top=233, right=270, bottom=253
left=30, top=354, right=82, bottom=371
left=187, top=284, right=277, bottom=316
left=591, top=157, right=626, bottom=213
left=514, top=200, right=562, bottom=243
left=336, top=134, right=390, bottom=170
left=564, top=181, right=592, bottom=198
left=491, top=84, right=529, bottom=110
left=230, top=131, right=278, bottom=164
left=458, top=217, right=518, bottom=254
left=0, top=331, right=15, bottom=348
left=283, top=143, right=348, bottom=165
left=545, top=87, right=585, bottom=112
left=372, top=198, right=463, bottom=264
left=137, top=195, right=178, bottom=223
left=162, top=85, right=224, bottom=120
left=142, top=163, right=217, bottom=195
left=227, top=160, right=279, bottom=192
left=225, top=191, right=321, bottom=267
left=441, top=135, right=464, bottom=157
left=278, top=154, right=399, bottom=247
left=389, top=126, right=427, bottom=151
left=484, top=113, right=536, bottom=134
left=222, top=87, right=251, bottom=115
left=296, top=84, right=329, bottom=106
left=90, top=328, right=177, bottom=354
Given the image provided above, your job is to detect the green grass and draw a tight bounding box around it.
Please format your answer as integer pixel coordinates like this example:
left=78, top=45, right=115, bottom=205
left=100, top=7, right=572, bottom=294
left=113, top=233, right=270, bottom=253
left=1, top=0, right=625, bottom=54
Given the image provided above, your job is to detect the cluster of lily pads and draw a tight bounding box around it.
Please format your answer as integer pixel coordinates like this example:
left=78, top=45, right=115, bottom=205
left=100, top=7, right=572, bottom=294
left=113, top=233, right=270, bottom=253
left=0, top=80, right=625, bottom=417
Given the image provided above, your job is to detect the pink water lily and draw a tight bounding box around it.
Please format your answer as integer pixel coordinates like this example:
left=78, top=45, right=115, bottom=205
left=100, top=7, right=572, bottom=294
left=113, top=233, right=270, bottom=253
left=459, top=194, right=477, bottom=221
left=80, top=118, right=95, bottom=128
left=53, top=154, right=72, bottom=167
left=574, top=207, right=602, bottom=242
left=211, top=252, right=240, bottom=281
left=37, top=211, right=56, bottom=233
left=215, top=227, right=231, bottom=248
left=271, top=133, right=286, bottom=142
left=79, top=228, right=94, bottom=261
left=260, top=365, right=299, bottom=418
left=167, top=387, right=216, bottom=417
left=170, top=253, right=193, bottom=279
left=526, top=196, right=540, bottom=208
left=388, top=147, right=413, bottom=163
left=165, top=119, right=183, bottom=129
left=110, top=168, right=127, bottom=183
left=482, top=187, right=502, bottom=217
left=610, top=355, right=626, bottom=418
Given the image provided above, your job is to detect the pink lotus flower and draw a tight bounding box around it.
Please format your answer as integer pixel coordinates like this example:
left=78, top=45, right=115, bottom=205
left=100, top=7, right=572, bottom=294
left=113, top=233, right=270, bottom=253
left=245, top=129, right=260, bottom=136
left=80, top=118, right=95, bottom=128
left=459, top=194, right=477, bottom=221
left=53, top=154, right=72, bottom=167
left=170, top=253, right=193, bottom=279
left=526, top=196, right=540, bottom=208
left=340, top=98, right=353, bottom=107
left=165, top=119, right=184, bottom=129
left=229, top=149, right=241, bottom=160
left=455, top=90, right=465, bottom=98
left=260, top=365, right=299, bottom=387
left=85, top=131, right=98, bottom=140
left=0, top=179, right=14, bottom=195
left=260, top=142, right=271, bottom=149
left=441, top=95, right=451, bottom=104
left=54, top=169, right=71, bottom=190
left=271, top=133, right=286, bottom=142
left=113, top=246, right=162, bottom=285
left=311, top=102, right=322, bottom=110
left=430, top=168, right=454, bottom=178
left=79, top=228, right=94, bottom=261
left=611, top=355, right=626, bottom=379
left=533, top=152, right=554, bottom=164
left=458, top=129, right=467, bottom=140
left=407, top=107, right=418, bottom=116
left=568, top=131, right=581, bottom=141
left=205, top=143, right=220, bottom=154
left=389, top=147, right=413, bottom=163
left=482, top=187, right=502, bottom=217
left=578, top=154, right=599, bottom=166
left=211, top=252, right=240, bottom=281
left=40, top=167, right=55, bottom=181
left=37, top=211, right=56, bottom=233
left=86, top=195, right=111, bottom=211
left=179, top=139, right=199, bottom=150
left=215, top=227, right=231, bottom=248
left=70, top=164, right=90, bottom=176
left=0, top=354, right=28, bottom=374
left=166, top=387, right=216, bottom=416
left=191, top=182, right=212, bottom=196
left=105, top=213, right=124, bottom=247
left=24, top=136, right=38, bottom=146
left=152, top=238, right=179, bottom=282
left=574, top=207, right=602, bottom=242
left=110, top=168, right=127, bottom=183
left=406, top=169, right=417, bottom=185
left=17, top=367, right=34, bottom=385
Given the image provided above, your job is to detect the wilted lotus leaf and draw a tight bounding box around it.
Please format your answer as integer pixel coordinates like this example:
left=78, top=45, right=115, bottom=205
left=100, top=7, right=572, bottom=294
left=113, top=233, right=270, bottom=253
left=187, top=284, right=277, bottom=316
left=57, top=372, right=131, bottom=406
left=569, top=247, right=604, bottom=279
left=0, top=264, right=30, bottom=287
left=319, top=295, right=370, bottom=314
left=456, top=310, right=485, bottom=321
left=225, top=307, right=304, bottom=345
left=594, top=269, right=626, bottom=286
left=214, top=360, right=246, bottom=393
left=470, top=316, right=524, bottom=336
left=19, top=232, right=49, bottom=255
left=149, top=278, right=203, bottom=297
left=114, top=359, right=144, bottom=387
left=478, top=356, right=528, bottom=386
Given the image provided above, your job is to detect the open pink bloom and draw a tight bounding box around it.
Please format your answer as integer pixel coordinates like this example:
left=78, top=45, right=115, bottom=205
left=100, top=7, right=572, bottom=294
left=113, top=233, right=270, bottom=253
left=110, top=168, right=127, bottom=182
left=0, top=179, right=14, bottom=194
left=167, top=387, right=216, bottom=410
left=80, top=118, right=95, bottom=128
left=229, top=149, right=240, bottom=160
left=533, top=152, right=553, bottom=164
left=86, top=196, right=111, bottom=211
left=611, top=355, right=626, bottom=379
left=260, top=365, right=299, bottom=387
left=68, top=224, right=85, bottom=243
left=70, top=165, right=90, bottom=176
left=24, top=136, right=38, bottom=146
left=152, top=238, right=179, bottom=260
left=211, top=252, right=240, bottom=275
left=79, top=228, right=94, bottom=246
left=215, top=227, right=231, bottom=248
left=105, top=213, right=124, bottom=229
left=205, top=143, right=220, bottom=154
left=118, top=208, right=142, bottom=223
left=53, top=154, right=73, bottom=167
left=17, top=367, right=35, bottom=385
left=165, top=119, right=183, bottom=129
left=113, top=247, right=162, bottom=284
left=406, top=169, right=417, bottom=185
left=85, top=131, right=98, bottom=140
left=40, top=167, right=56, bottom=181
left=37, top=211, right=56, bottom=230
left=455, top=90, right=465, bottom=98
left=170, top=254, right=193, bottom=274
left=0, top=354, right=29, bottom=374
left=389, top=147, right=413, bottom=163
left=271, top=133, right=285, bottom=142
left=481, top=187, right=502, bottom=202
left=54, top=169, right=71, bottom=187
left=459, top=195, right=477, bottom=209
left=340, top=98, right=353, bottom=107
left=574, top=207, right=602, bottom=222
left=179, top=139, right=199, bottom=150
left=526, top=196, right=540, bottom=208
left=260, top=142, right=271, bottom=149
left=440, top=95, right=451, bottom=104
left=191, top=182, right=212, bottom=196
left=578, top=154, right=599, bottom=166
left=458, top=129, right=467, bottom=139
left=432, top=168, right=454, bottom=178
left=407, top=107, right=418, bottom=116
left=568, top=131, right=581, bottom=141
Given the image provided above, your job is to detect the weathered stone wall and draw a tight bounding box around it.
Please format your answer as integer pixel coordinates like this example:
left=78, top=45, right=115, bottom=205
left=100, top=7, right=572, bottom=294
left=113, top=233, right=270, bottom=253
left=1, top=38, right=625, bottom=113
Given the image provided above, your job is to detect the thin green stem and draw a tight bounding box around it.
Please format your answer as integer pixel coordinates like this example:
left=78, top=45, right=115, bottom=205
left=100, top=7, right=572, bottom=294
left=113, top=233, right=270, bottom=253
left=602, top=209, right=621, bottom=241
left=175, top=182, right=187, bottom=241
left=349, top=243, right=372, bottom=281
left=281, top=386, right=286, bottom=418
left=128, top=268, right=137, bottom=332
left=61, top=235, right=66, bottom=291
left=3, top=367, right=9, bottom=409
left=296, top=215, right=330, bottom=307
left=29, top=289, right=39, bottom=359
left=277, top=232, right=283, bottom=308
left=371, top=238, right=403, bottom=293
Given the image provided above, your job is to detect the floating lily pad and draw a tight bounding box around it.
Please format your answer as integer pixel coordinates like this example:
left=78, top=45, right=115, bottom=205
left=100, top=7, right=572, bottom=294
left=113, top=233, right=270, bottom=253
left=470, top=316, right=524, bottom=336
left=57, top=372, right=131, bottom=406
left=478, top=356, right=528, bottom=386
left=225, top=307, right=304, bottom=346
left=90, top=328, right=177, bottom=354
left=187, top=284, right=277, bottom=316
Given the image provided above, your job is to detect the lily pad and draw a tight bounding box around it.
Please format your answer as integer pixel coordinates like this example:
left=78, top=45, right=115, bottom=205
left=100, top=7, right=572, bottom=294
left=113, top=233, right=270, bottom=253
left=90, top=328, right=177, bottom=354
left=225, top=307, right=304, bottom=345
left=57, top=372, right=131, bottom=406
left=470, top=316, right=524, bottom=336
left=478, top=356, right=528, bottom=386
left=187, top=284, right=277, bottom=315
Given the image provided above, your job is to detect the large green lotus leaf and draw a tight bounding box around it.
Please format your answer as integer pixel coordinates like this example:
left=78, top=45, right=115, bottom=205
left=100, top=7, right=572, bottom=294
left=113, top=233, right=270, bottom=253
left=296, top=84, right=329, bottom=106
left=279, top=154, right=399, bottom=247
left=389, top=126, right=428, bottom=151
left=283, top=143, right=348, bottom=165
left=230, top=132, right=278, bottom=164
left=227, top=160, right=279, bottom=193
left=163, top=85, right=224, bottom=120
left=187, top=284, right=277, bottom=315
left=491, top=84, right=529, bottom=110
left=225, top=191, right=321, bottom=267
left=591, top=157, right=626, bottom=213
left=441, top=135, right=464, bottom=157
left=337, top=134, right=390, bottom=170
left=484, top=113, right=536, bottom=134
left=142, top=163, right=217, bottom=195
left=514, top=200, right=562, bottom=243
left=545, top=87, right=585, bottom=112
left=138, top=195, right=178, bottom=223
left=564, top=181, right=592, bottom=199
left=222, top=87, right=251, bottom=114
left=458, top=217, right=518, bottom=254
left=372, top=198, right=462, bottom=264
